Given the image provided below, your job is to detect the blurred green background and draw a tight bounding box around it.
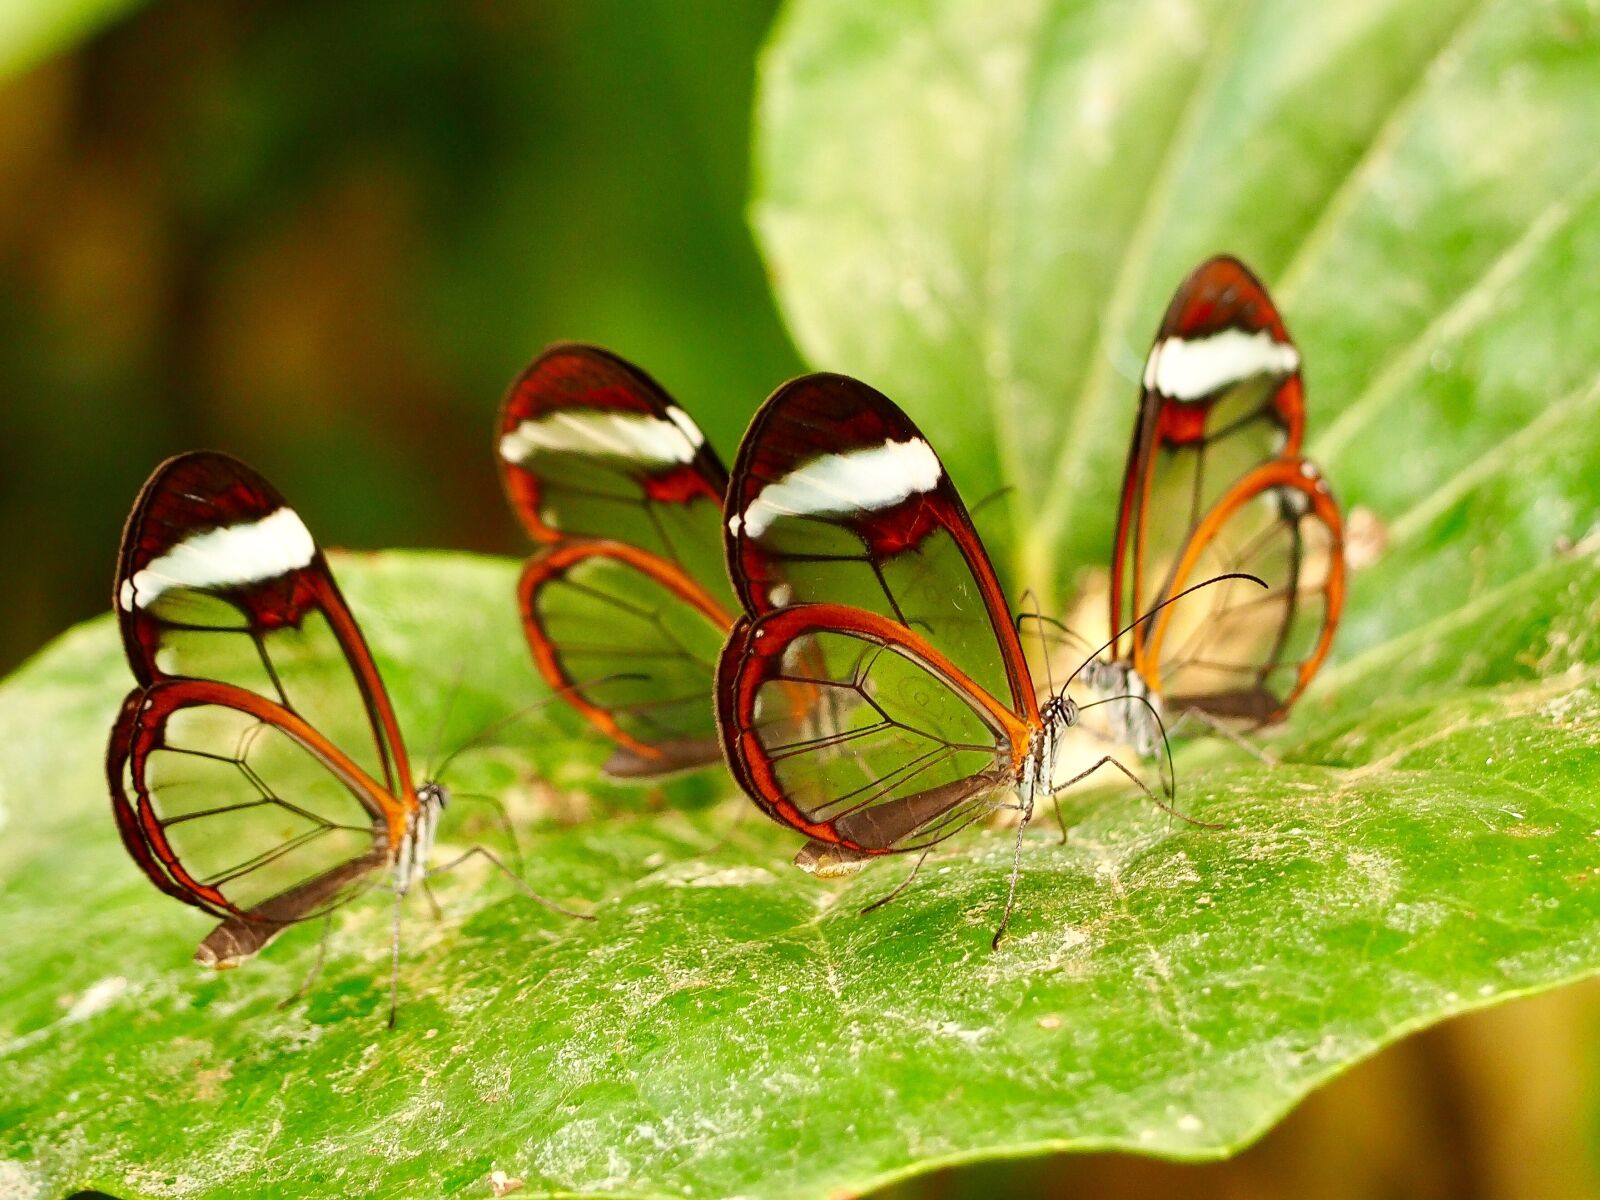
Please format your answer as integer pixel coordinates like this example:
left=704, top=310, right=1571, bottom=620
left=6, top=3, right=1600, bottom=1198
left=0, top=0, right=801, bottom=677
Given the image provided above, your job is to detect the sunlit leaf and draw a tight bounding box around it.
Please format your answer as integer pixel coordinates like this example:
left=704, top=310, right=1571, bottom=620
left=1, top=547, right=1598, bottom=1199
left=753, top=0, right=1600, bottom=620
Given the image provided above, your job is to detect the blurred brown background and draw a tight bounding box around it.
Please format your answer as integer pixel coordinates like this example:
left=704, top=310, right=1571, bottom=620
left=4, top=3, right=1599, bottom=1197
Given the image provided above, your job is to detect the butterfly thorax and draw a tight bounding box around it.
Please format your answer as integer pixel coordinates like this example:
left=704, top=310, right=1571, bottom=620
left=394, top=782, right=448, bottom=894
left=1022, top=693, right=1079, bottom=806
left=1080, top=658, right=1163, bottom=759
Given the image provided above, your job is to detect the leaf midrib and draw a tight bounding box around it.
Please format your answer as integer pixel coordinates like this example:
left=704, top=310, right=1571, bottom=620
left=1030, top=0, right=1257, bottom=598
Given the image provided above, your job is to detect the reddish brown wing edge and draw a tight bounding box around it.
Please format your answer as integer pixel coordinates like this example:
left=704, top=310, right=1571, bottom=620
left=1110, top=255, right=1306, bottom=658
left=113, top=450, right=414, bottom=800
left=496, top=342, right=729, bottom=544
left=518, top=538, right=734, bottom=774
left=1138, top=457, right=1346, bottom=724
left=107, top=677, right=404, bottom=922
left=724, top=372, right=1038, bottom=723
left=715, top=602, right=1030, bottom=856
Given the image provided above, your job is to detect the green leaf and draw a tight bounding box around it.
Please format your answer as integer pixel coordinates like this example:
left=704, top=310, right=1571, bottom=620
left=752, top=0, right=1600, bottom=616
left=3, top=547, right=1600, bottom=1200
left=7, top=3, right=1600, bottom=1198
left=0, top=0, right=146, bottom=81
left=750, top=0, right=1600, bottom=1186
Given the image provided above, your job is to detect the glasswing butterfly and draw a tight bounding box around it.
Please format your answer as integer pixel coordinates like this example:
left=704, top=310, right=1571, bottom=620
left=108, top=452, right=588, bottom=1023
left=496, top=344, right=738, bottom=778
left=1078, top=255, right=1347, bottom=757
left=715, top=374, right=1216, bottom=946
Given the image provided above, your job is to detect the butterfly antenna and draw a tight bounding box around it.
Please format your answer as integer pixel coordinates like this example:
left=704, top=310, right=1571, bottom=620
left=1015, top=610, right=1098, bottom=657
left=421, top=662, right=468, bottom=783
left=1017, top=589, right=1055, bottom=696
left=968, top=484, right=1015, bottom=520
left=1101, top=325, right=1146, bottom=386
left=429, top=671, right=644, bottom=784
left=1064, top=572, right=1267, bottom=691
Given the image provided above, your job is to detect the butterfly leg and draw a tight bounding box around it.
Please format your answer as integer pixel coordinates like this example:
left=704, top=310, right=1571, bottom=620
left=1049, top=789, right=1070, bottom=846
left=991, top=788, right=1035, bottom=950
left=424, top=846, right=596, bottom=921
left=860, top=847, right=933, bottom=915
left=276, top=910, right=334, bottom=1010
left=386, top=884, right=404, bottom=1029
left=446, top=791, right=527, bottom=876
left=696, top=800, right=773, bottom=864
left=1177, top=708, right=1279, bottom=766
left=1051, top=754, right=1222, bottom=830
left=420, top=877, right=446, bottom=922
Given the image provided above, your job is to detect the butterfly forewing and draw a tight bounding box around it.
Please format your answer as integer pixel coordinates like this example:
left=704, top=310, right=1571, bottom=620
left=1113, top=256, right=1306, bottom=659
left=725, top=374, right=1034, bottom=722
left=1140, top=458, right=1345, bottom=723
left=498, top=345, right=736, bottom=774
left=115, top=452, right=410, bottom=799
left=497, top=344, right=732, bottom=586
left=720, top=376, right=1046, bottom=861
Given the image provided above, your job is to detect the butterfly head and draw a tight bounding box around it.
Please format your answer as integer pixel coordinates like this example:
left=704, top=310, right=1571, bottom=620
left=1075, top=655, right=1120, bottom=697
left=416, top=780, right=451, bottom=813
left=1040, top=691, right=1079, bottom=737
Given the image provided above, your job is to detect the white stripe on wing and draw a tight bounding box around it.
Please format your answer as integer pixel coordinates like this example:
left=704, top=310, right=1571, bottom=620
left=732, top=438, right=943, bottom=539
left=119, top=507, right=316, bottom=609
left=1143, top=328, right=1299, bottom=401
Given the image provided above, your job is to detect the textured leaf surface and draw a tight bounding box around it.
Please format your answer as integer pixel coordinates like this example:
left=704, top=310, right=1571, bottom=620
left=2, top=548, right=1599, bottom=1199
left=753, top=0, right=1600, bottom=613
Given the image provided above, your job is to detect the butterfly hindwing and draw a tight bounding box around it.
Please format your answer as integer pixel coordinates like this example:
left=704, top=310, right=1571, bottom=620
left=109, top=679, right=394, bottom=928
left=1137, top=458, right=1345, bottom=723
left=717, top=603, right=1026, bottom=860
left=518, top=540, right=731, bottom=776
